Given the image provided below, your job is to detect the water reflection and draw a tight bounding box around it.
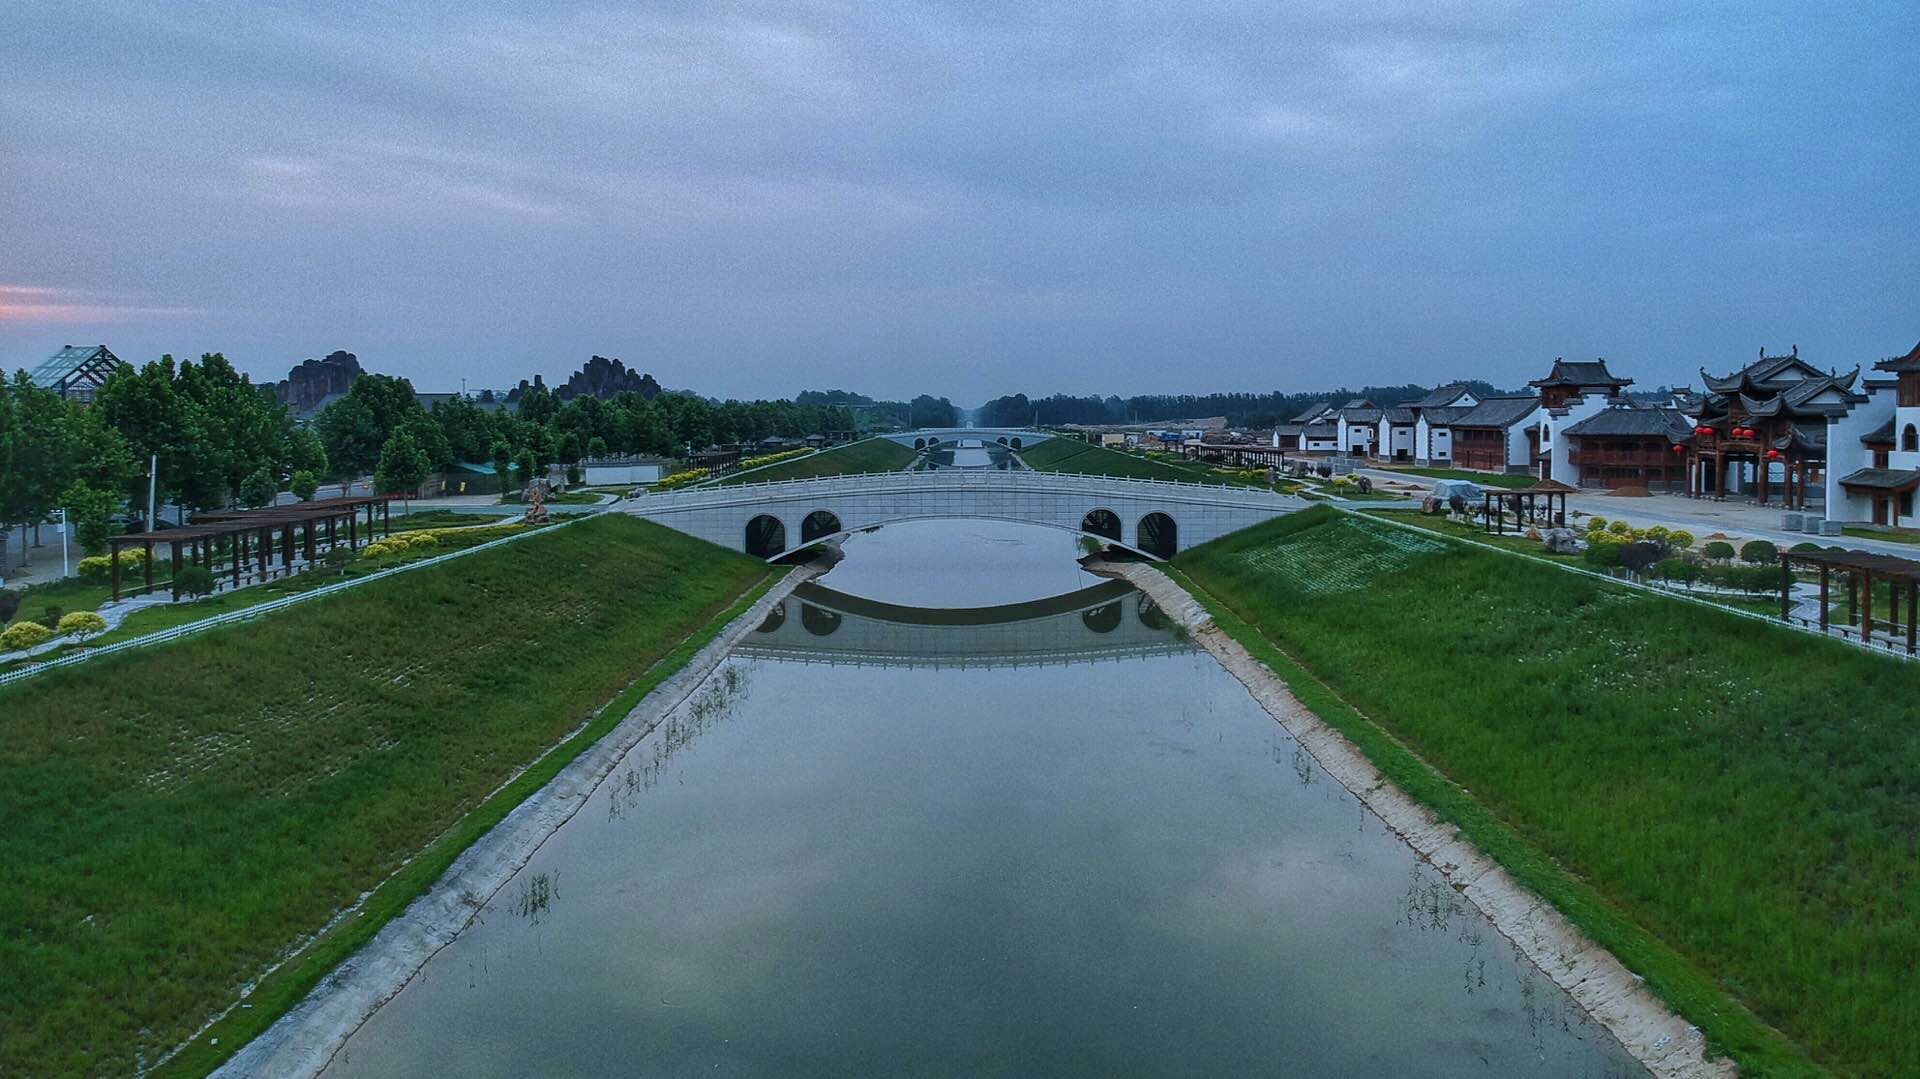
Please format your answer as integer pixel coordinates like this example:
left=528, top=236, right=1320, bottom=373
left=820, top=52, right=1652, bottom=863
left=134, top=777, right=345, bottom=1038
left=321, top=521, right=1646, bottom=1079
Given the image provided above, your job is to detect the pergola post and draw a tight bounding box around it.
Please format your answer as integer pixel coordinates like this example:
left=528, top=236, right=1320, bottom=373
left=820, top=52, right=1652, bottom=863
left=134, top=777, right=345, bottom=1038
left=1779, top=554, right=1791, bottom=621
left=111, top=547, right=121, bottom=602
left=1909, top=585, right=1917, bottom=655
left=232, top=533, right=243, bottom=588
left=170, top=541, right=183, bottom=600
left=382, top=499, right=391, bottom=537
left=1849, top=572, right=1859, bottom=631
left=1818, top=564, right=1829, bottom=631
left=1864, top=569, right=1875, bottom=641
left=304, top=520, right=316, bottom=562
left=258, top=527, right=270, bottom=577
left=327, top=516, right=336, bottom=551
left=143, top=539, right=154, bottom=595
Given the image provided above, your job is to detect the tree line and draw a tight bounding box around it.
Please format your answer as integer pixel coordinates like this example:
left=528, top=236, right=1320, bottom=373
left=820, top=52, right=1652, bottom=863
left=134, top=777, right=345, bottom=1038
left=975, top=382, right=1514, bottom=428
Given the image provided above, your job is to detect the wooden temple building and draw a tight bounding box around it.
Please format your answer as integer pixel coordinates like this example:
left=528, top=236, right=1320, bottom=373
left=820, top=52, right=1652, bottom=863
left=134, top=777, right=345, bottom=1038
left=1681, top=347, right=1857, bottom=508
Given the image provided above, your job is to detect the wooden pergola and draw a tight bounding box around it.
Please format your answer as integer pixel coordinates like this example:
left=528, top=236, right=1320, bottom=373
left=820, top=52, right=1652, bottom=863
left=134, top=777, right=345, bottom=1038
left=1778, top=546, right=1920, bottom=654
left=1481, top=478, right=1575, bottom=534
left=106, top=495, right=394, bottom=602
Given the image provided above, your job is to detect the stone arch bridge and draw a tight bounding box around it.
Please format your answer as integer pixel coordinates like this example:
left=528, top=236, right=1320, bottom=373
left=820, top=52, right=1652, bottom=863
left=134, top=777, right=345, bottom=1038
left=879, top=427, right=1054, bottom=452
left=620, top=469, right=1307, bottom=560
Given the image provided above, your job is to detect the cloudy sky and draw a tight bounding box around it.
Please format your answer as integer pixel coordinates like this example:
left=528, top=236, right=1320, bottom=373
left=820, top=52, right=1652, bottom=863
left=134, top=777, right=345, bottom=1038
left=3, top=1, right=1915, bottom=402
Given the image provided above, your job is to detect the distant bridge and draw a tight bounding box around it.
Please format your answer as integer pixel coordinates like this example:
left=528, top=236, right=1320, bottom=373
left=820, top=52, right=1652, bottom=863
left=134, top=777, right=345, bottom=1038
left=735, top=580, right=1194, bottom=669
left=620, top=469, right=1308, bottom=560
left=879, top=427, right=1055, bottom=451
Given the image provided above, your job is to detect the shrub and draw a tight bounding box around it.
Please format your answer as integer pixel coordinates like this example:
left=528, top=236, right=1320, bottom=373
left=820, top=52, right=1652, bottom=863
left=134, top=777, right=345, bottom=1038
left=1, top=621, right=53, bottom=651
left=1619, top=541, right=1666, bottom=575
left=1790, top=541, right=1822, bottom=553
left=1703, top=540, right=1736, bottom=561
left=290, top=469, right=319, bottom=502
left=0, top=591, right=17, bottom=625
left=56, top=611, right=107, bottom=641
left=1644, top=525, right=1670, bottom=545
left=1668, top=529, right=1694, bottom=551
left=1583, top=540, right=1622, bottom=568
left=174, top=566, right=216, bottom=598
left=1741, top=539, right=1779, bottom=565
left=1585, top=516, right=1608, bottom=533
left=34, top=606, right=64, bottom=630
left=1606, top=519, right=1632, bottom=537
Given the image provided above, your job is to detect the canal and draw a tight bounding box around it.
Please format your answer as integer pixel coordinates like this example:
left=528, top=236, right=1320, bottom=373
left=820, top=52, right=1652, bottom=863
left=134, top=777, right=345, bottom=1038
left=321, top=520, right=1645, bottom=1077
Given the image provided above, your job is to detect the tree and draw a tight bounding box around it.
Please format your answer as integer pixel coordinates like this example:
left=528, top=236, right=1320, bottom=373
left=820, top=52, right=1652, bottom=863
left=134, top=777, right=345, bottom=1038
left=491, top=440, right=514, bottom=494
left=556, top=431, right=582, bottom=466
left=58, top=480, right=122, bottom=555
left=239, top=467, right=278, bottom=508
left=56, top=611, right=107, bottom=642
left=315, top=394, right=382, bottom=480
left=286, top=426, right=329, bottom=478
left=513, top=449, right=539, bottom=488
left=290, top=470, right=319, bottom=502
left=1703, top=540, right=1736, bottom=561
left=373, top=428, right=430, bottom=505
left=1, top=372, right=80, bottom=566
left=1740, top=539, right=1778, bottom=565
left=587, top=435, right=608, bottom=460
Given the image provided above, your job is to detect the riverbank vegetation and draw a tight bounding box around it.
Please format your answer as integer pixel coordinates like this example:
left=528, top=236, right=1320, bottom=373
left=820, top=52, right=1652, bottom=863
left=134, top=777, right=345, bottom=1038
left=1372, top=464, right=1540, bottom=489
left=1177, top=505, right=1918, bottom=1075
left=1019, top=439, right=1225, bottom=482
left=0, top=515, right=769, bottom=1075
left=713, top=437, right=913, bottom=484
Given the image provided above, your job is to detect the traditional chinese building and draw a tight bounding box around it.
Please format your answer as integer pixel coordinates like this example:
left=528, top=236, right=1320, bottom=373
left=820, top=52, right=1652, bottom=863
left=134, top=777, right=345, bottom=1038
left=1445, top=395, right=1541, bottom=472
left=1557, top=404, right=1693, bottom=490
left=1825, top=340, right=1920, bottom=527
left=1528, top=358, right=1635, bottom=484
left=1685, top=346, right=1856, bottom=508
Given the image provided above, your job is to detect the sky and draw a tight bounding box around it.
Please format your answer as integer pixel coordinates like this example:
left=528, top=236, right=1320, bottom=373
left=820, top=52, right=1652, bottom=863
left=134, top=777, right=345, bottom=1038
left=2, top=1, right=1916, bottom=404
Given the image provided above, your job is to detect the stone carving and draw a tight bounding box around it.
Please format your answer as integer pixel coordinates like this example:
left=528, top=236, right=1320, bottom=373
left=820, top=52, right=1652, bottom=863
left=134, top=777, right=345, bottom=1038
left=521, top=479, right=552, bottom=525
left=1542, top=527, right=1584, bottom=554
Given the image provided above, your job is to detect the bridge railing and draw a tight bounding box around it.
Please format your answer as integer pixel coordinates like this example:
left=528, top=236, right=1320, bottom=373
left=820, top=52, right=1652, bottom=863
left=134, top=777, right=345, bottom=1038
left=625, top=469, right=1304, bottom=508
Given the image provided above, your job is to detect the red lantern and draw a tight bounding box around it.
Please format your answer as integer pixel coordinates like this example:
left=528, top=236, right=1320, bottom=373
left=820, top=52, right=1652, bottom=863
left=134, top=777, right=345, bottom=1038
left=1671, top=444, right=1685, bottom=454
left=1766, top=449, right=1782, bottom=460
left=1695, top=425, right=1713, bottom=436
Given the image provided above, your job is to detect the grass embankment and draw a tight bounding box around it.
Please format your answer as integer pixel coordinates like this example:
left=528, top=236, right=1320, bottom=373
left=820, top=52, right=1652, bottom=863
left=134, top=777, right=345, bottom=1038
left=1019, top=439, right=1224, bottom=482
left=713, top=437, right=914, bottom=485
left=1375, top=464, right=1539, bottom=489
left=0, top=515, right=771, bottom=1076
left=1843, top=526, right=1920, bottom=545
left=1175, top=505, right=1920, bottom=1075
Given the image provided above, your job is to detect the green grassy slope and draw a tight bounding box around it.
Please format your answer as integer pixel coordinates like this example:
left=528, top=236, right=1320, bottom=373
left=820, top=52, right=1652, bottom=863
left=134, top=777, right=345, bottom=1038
left=1018, top=438, right=1217, bottom=482
left=0, top=516, right=769, bottom=1075
left=1178, top=505, right=1920, bottom=1075
left=713, top=437, right=915, bottom=484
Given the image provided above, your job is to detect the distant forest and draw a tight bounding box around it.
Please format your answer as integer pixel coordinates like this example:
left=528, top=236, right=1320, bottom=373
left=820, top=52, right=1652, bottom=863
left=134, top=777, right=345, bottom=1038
left=972, top=382, right=1517, bottom=429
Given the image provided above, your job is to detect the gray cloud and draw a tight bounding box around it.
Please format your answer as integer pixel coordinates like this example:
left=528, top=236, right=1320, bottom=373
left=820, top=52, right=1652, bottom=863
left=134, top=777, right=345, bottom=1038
left=2, top=0, right=1915, bottom=400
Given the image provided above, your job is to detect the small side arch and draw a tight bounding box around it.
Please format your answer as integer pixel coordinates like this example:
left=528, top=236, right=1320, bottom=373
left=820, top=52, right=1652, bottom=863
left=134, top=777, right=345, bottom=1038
left=997, top=436, right=1009, bottom=445
left=1905, top=424, right=1918, bottom=452
left=1136, top=512, right=1177, bottom=559
left=1010, top=437, right=1023, bottom=450
left=745, top=514, right=786, bottom=559
left=802, top=510, right=842, bottom=544
left=1081, top=508, right=1122, bottom=542
left=914, top=437, right=927, bottom=450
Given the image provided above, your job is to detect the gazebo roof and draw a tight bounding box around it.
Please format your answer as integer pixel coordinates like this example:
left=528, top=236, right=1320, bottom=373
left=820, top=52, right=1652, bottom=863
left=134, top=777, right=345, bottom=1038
left=1783, top=545, right=1920, bottom=583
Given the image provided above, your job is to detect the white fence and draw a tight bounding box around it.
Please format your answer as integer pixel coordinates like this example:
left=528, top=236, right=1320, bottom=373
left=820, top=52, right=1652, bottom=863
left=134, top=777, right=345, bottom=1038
left=0, top=514, right=590, bottom=689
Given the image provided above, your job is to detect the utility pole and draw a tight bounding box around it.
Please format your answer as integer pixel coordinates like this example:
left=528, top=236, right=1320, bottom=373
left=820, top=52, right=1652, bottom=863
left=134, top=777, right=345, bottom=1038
left=55, top=508, right=68, bottom=576
left=147, top=453, right=159, bottom=533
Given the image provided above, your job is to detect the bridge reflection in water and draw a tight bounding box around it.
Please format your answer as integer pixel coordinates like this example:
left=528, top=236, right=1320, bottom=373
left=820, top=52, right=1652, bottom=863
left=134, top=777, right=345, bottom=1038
left=737, top=579, right=1193, bottom=670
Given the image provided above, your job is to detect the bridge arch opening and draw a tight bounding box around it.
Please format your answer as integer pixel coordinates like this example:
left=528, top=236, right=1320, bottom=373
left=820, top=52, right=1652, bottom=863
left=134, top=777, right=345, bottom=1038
left=1137, top=512, right=1178, bottom=559
left=800, top=603, right=842, bottom=637
left=914, top=437, right=926, bottom=450
left=1081, top=601, right=1122, bottom=634
left=756, top=601, right=787, bottom=633
left=1010, top=437, right=1023, bottom=450
left=1081, top=508, right=1122, bottom=542
left=996, top=436, right=1009, bottom=445
left=745, top=514, right=787, bottom=559
left=801, top=510, right=843, bottom=544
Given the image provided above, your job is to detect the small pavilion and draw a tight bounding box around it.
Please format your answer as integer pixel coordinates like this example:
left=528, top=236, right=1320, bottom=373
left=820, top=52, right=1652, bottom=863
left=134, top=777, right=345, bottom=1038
left=107, top=495, right=394, bottom=601
left=1481, top=479, right=1575, bottom=534
left=1777, top=546, right=1920, bottom=654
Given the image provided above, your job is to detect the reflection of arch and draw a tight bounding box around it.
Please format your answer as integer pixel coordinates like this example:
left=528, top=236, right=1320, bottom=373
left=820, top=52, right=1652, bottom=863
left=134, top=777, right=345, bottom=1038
left=1010, top=437, right=1023, bottom=450
left=800, top=603, right=842, bottom=637
left=1137, top=595, right=1169, bottom=630
left=1905, top=425, right=1918, bottom=452
left=756, top=601, right=787, bottom=633
left=801, top=510, right=842, bottom=544
left=1081, top=508, right=1121, bottom=541
left=914, top=437, right=927, bottom=450
left=1137, top=512, right=1177, bottom=559
left=1081, top=602, right=1122, bottom=633
left=745, top=514, right=786, bottom=559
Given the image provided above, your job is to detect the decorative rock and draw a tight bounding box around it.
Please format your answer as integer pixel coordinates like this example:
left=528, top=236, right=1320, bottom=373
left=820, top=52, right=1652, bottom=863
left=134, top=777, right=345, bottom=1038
left=1541, top=528, right=1584, bottom=554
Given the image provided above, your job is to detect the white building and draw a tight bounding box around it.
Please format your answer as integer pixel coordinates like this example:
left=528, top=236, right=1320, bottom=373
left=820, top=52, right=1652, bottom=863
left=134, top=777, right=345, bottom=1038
left=1446, top=395, right=1544, bottom=473
left=1407, top=382, right=1478, bottom=465
left=1527, top=358, right=1635, bottom=484
left=1826, top=341, right=1920, bottom=526
left=580, top=456, right=670, bottom=485
left=1375, top=407, right=1417, bottom=462
left=1333, top=400, right=1381, bottom=455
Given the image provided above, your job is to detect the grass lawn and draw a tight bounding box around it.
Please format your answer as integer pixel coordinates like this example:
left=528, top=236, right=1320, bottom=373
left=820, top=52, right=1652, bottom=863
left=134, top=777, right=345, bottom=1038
left=1019, top=439, right=1232, bottom=483
left=388, top=509, right=515, bottom=530
left=1843, top=526, right=1920, bottom=545
left=1375, top=464, right=1540, bottom=490
left=0, top=515, right=771, bottom=1075
left=1177, top=505, right=1920, bottom=1074
left=499, top=489, right=603, bottom=505
left=713, top=437, right=914, bottom=484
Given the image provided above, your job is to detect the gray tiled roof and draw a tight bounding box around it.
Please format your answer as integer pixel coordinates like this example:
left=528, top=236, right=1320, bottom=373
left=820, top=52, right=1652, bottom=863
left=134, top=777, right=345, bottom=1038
left=1447, top=395, right=1540, bottom=429
left=1562, top=405, right=1692, bottom=441
left=1412, top=382, right=1474, bottom=409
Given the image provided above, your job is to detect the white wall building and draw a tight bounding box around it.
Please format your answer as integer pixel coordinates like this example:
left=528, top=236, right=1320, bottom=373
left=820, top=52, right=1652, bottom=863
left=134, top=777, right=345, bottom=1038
left=1826, top=341, right=1920, bottom=526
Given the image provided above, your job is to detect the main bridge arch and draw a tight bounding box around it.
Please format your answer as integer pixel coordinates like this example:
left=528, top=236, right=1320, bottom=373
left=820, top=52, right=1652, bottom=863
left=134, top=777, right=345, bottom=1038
left=882, top=427, right=1053, bottom=450
left=622, top=471, right=1307, bottom=562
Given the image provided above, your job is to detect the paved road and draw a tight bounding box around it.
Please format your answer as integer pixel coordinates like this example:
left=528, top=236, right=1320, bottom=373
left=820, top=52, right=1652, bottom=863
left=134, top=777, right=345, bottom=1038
left=1355, top=466, right=1920, bottom=559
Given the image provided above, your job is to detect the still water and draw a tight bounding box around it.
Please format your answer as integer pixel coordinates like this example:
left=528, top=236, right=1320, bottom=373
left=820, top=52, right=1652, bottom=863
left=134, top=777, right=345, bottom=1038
left=323, top=520, right=1644, bottom=1077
